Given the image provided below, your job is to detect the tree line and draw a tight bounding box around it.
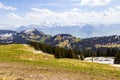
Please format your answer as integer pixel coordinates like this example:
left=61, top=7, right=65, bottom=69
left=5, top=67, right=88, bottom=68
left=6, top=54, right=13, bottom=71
left=28, top=41, right=120, bottom=64
left=84, top=47, right=119, bottom=57
left=83, top=47, right=120, bottom=64
left=28, top=41, right=84, bottom=60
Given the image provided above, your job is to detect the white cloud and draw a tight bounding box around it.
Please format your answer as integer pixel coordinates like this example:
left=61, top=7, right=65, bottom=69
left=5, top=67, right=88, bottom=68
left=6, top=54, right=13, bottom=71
left=7, top=13, right=22, bottom=20
left=4, top=7, right=120, bottom=26
left=35, top=3, right=61, bottom=6
left=71, top=0, right=79, bottom=2
left=0, top=2, right=17, bottom=11
left=70, top=8, right=81, bottom=12
left=80, top=0, right=112, bottom=6
left=29, top=7, right=120, bottom=25
left=116, top=5, right=120, bottom=9
left=31, top=7, right=52, bottom=13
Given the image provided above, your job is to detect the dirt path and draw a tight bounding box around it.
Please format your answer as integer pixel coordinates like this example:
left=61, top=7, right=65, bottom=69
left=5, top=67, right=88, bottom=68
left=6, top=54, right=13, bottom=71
left=0, top=62, right=119, bottom=80
left=0, top=62, right=90, bottom=80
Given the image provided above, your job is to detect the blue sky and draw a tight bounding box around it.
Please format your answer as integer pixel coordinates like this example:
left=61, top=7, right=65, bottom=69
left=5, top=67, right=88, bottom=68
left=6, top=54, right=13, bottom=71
left=0, top=0, right=120, bottom=28
left=1, top=0, right=119, bottom=12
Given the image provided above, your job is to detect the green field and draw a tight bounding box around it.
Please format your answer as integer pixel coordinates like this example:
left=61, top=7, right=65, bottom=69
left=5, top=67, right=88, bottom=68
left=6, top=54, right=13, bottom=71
left=0, top=44, right=120, bottom=80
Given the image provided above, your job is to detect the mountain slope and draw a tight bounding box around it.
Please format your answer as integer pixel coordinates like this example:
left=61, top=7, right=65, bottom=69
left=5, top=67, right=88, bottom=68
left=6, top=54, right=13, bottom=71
left=0, top=30, right=27, bottom=43
left=20, top=28, right=51, bottom=42
left=45, top=34, right=80, bottom=48
left=0, top=28, right=120, bottom=50
left=0, top=29, right=51, bottom=44
left=71, top=35, right=120, bottom=50
left=79, top=24, right=104, bottom=38
left=96, top=24, right=120, bottom=35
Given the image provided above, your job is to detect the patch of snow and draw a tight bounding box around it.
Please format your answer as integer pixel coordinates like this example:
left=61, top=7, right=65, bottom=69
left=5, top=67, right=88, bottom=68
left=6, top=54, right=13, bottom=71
left=24, top=28, right=35, bottom=33
left=0, top=33, right=12, bottom=38
left=84, top=57, right=114, bottom=64
left=33, top=51, right=43, bottom=54
left=33, top=50, right=52, bottom=56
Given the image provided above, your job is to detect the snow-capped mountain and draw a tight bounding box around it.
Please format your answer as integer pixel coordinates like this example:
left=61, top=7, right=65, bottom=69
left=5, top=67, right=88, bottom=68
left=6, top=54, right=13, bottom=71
left=0, top=30, right=16, bottom=40
left=0, top=30, right=28, bottom=44
left=21, top=28, right=42, bottom=36
left=16, top=24, right=120, bottom=38
left=20, top=28, right=51, bottom=41
left=0, top=28, right=120, bottom=50
left=0, top=28, right=51, bottom=44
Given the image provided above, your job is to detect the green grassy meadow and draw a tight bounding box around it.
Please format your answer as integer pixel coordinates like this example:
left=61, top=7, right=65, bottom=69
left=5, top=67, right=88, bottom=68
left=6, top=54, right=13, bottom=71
left=0, top=44, right=120, bottom=80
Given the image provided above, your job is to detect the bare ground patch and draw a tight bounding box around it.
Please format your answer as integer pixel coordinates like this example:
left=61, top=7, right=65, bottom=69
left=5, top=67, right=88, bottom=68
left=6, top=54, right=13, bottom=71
left=0, top=62, right=119, bottom=80
left=0, top=62, right=87, bottom=80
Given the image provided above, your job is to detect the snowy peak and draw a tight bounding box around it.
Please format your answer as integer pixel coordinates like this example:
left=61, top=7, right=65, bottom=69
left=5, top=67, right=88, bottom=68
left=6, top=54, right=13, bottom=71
left=0, top=33, right=13, bottom=38
left=21, top=28, right=44, bottom=36
left=22, top=28, right=38, bottom=34
left=24, top=28, right=36, bottom=34
left=0, top=29, right=28, bottom=44
left=16, top=24, right=105, bottom=38
left=0, top=29, right=51, bottom=44
left=19, top=28, right=51, bottom=42
left=7, top=23, right=120, bottom=38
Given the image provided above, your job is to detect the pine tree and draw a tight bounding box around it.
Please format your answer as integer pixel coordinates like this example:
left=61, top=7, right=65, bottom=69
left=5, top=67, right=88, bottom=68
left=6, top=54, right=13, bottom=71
left=114, top=51, right=120, bottom=64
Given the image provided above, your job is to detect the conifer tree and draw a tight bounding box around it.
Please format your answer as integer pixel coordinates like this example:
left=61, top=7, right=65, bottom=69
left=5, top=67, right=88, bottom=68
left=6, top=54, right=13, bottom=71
left=114, top=51, right=120, bottom=64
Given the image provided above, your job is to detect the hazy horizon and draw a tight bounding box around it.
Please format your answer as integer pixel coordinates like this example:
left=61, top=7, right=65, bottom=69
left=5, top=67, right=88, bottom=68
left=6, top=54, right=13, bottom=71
left=0, top=0, right=120, bottom=28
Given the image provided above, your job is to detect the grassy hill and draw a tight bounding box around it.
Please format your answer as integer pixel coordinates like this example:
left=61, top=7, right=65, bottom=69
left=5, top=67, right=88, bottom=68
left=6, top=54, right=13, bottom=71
left=0, top=44, right=120, bottom=80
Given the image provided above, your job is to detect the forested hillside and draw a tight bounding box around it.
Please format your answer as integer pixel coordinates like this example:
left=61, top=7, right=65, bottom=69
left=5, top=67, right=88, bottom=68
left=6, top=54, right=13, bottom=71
left=29, top=41, right=120, bottom=64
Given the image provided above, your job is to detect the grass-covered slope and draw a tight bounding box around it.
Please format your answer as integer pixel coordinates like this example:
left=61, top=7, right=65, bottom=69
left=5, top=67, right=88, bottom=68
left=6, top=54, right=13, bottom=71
left=0, top=44, right=53, bottom=62
left=0, top=44, right=120, bottom=80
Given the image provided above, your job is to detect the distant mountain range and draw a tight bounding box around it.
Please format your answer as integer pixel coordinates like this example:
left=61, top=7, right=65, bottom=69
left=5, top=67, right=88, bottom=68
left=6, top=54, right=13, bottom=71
left=0, top=28, right=120, bottom=50
left=71, top=35, right=120, bottom=50
left=0, top=29, right=51, bottom=44
left=15, top=24, right=120, bottom=38
left=0, top=30, right=27, bottom=44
